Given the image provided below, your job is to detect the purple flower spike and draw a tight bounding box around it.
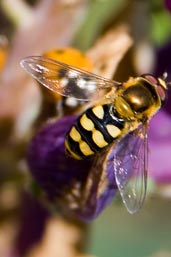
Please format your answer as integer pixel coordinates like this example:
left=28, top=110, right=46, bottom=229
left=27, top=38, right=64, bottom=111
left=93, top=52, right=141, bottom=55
left=27, top=116, right=117, bottom=221
left=15, top=192, right=50, bottom=256
left=27, top=116, right=92, bottom=206
left=164, top=0, right=171, bottom=12
left=149, top=110, right=171, bottom=183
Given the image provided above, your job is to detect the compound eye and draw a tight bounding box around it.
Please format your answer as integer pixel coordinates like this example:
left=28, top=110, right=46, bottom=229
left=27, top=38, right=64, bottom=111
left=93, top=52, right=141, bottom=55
left=156, top=85, right=167, bottom=106
left=142, top=74, right=158, bottom=85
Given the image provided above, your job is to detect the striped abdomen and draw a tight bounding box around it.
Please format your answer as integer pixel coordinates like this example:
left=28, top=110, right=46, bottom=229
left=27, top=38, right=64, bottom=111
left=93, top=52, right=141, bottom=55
left=65, top=104, right=125, bottom=160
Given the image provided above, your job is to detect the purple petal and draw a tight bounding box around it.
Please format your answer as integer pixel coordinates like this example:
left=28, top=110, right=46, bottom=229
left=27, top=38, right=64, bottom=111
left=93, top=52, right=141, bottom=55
left=27, top=116, right=91, bottom=200
left=149, top=110, right=171, bottom=183
left=164, top=0, right=171, bottom=12
left=154, top=40, right=171, bottom=114
left=151, top=32, right=171, bottom=184
left=27, top=116, right=117, bottom=221
left=15, top=192, right=50, bottom=256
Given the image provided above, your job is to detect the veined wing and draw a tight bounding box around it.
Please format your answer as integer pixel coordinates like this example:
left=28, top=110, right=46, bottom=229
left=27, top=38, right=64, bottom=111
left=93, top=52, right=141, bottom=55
left=114, top=124, right=148, bottom=214
left=79, top=149, right=117, bottom=220
left=20, top=56, right=121, bottom=101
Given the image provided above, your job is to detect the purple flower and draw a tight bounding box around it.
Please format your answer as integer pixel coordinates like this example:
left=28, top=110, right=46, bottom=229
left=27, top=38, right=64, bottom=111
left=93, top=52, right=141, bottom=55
left=27, top=116, right=117, bottom=221
left=15, top=192, right=50, bottom=256
left=149, top=110, right=171, bottom=183
left=149, top=40, right=171, bottom=184
left=154, top=40, right=171, bottom=115
left=164, top=0, right=171, bottom=12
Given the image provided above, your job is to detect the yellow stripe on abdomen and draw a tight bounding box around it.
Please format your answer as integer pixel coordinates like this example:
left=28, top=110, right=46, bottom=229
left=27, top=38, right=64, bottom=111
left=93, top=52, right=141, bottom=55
left=80, top=114, right=94, bottom=131
left=79, top=141, right=94, bottom=156
left=65, top=140, right=82, bottom=160
left=92, top=130, right=108, bottom=148
left=67, top=125, right=95, bottom=158
left=106, top=124, right=121, bottom=138
left=92, top=105, right=104, bottom=119
left=69, top=126, right=81, bottom=142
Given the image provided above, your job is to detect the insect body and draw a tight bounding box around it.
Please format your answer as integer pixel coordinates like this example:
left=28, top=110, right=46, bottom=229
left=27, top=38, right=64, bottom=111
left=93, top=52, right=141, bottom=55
left=20, top=56, right=169, bottom=214
left=65, top=76, right=166, bottom=160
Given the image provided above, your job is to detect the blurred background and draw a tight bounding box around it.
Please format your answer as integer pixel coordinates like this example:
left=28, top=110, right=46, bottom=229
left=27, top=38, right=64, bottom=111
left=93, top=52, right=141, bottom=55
left=0, top=0, right=171, bottom=257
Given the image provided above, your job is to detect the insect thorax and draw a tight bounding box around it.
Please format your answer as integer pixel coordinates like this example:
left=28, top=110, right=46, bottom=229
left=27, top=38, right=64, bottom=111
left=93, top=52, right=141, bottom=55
left=114, top=77, right=161, bottom=121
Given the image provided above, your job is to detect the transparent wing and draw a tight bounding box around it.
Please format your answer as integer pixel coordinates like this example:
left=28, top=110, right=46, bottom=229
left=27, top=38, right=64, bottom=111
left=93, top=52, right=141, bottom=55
left=20, top=56, right=121, bottom=101
left=79, top=149, right=118, bottom=220
left=114, top=124, right=148, bottom=214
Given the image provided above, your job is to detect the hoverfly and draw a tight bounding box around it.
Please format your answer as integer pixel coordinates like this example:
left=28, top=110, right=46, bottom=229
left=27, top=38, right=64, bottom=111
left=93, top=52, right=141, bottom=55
left=20, top=56, right=169, bottom=214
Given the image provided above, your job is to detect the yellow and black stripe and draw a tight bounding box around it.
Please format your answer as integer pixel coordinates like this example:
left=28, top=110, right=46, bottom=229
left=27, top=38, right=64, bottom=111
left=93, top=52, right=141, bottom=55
left=65, top=104, right=125, bottom=159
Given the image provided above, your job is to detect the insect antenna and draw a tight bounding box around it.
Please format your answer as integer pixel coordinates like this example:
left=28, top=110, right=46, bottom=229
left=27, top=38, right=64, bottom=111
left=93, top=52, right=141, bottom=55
left=162, top=71, right=168, bottom=80
left=161, top=71, right=171, bottom=89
